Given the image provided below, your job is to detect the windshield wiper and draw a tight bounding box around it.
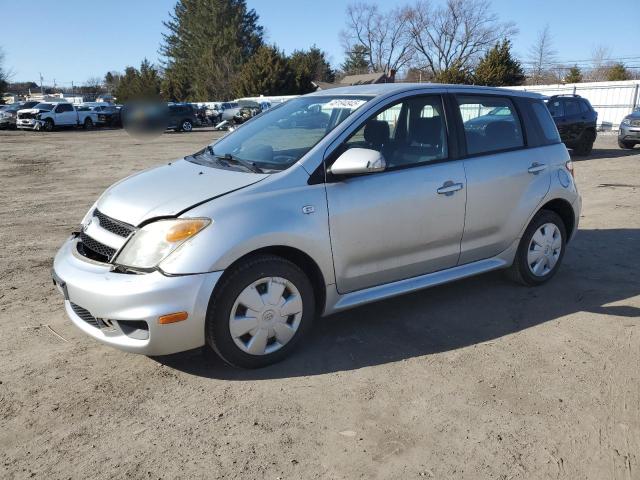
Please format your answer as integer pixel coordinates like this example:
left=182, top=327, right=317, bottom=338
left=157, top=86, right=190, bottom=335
left=207, top=147, right=263, bottom=173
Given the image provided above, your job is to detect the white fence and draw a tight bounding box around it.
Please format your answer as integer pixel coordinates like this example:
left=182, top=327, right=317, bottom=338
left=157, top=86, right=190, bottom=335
left=508, top=80, right=640, bottom=130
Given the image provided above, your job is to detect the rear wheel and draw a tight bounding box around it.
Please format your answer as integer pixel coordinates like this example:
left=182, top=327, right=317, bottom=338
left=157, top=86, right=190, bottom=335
left=573, top=130, right=595, bottom=155
left=205, top=255, right=315, bottom=368
left=618, top=139, right=636, bottom=149
left=506, top=210, right=567, bottom=286
left=181, top=119, right=193, bottom=132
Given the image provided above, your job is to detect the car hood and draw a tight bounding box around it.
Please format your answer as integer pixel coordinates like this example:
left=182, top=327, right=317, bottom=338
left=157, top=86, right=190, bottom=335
left=97, top=158, right=268, bottom=226
left=18, top=108, right=49, bottom=114
left=625, top=111, right=640, bottom=120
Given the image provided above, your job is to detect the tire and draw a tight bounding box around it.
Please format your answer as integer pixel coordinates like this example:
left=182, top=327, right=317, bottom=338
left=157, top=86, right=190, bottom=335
left=573, top=130, right=594, bottom=156
left=83, top=118, right=94, bottom=130
left=506, top=210, right=567, bottom=287
left=43, top=119, right=54, bottom=132
left=205, top=255, right=315, bottom=368
left=181, top=119, right=193, bottom=132
left=618, top=139, right=635, bottom=149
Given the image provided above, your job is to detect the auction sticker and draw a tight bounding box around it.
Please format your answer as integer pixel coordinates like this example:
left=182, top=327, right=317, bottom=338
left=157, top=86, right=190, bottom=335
left=325, top=99, right=367, bottom=109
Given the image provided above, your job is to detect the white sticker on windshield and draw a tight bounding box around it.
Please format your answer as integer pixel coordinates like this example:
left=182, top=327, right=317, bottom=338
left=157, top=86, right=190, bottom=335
left=325, top=99, right=367, bottom=109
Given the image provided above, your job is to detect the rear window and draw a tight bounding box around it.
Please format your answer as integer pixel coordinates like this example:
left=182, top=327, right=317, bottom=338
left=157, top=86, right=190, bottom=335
left=531, top=101, right=561, bottom=144
left=457, top=95, right=524, bottom=155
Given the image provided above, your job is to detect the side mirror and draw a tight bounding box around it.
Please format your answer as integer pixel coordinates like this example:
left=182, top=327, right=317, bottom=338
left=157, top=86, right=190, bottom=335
left=329, top=148, right=386, bottom=176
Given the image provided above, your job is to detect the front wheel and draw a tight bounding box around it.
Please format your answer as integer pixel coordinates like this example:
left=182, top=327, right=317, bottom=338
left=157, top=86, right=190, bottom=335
left=83, top=118, right=94, bottom=130
left=205, top=255, right=315, bottom=368
left=180, top=120, right=193, bottom=132
left=43, top=119, right=54, bottom=132
left=506, top=210, right=567, bottom=286
left=618, top=139, right=636, bottom=149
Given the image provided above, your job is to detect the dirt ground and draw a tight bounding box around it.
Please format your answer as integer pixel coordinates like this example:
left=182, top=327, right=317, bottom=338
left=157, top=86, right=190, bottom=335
left=0, top=127, right=638, bottom=480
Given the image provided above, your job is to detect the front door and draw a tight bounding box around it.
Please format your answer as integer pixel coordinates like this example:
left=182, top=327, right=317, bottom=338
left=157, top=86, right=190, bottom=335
left=325, top=95, right=467, bottom=293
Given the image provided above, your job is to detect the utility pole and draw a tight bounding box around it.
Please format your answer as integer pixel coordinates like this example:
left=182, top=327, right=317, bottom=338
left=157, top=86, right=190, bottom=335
left=39, top=73, right=44, bottom=96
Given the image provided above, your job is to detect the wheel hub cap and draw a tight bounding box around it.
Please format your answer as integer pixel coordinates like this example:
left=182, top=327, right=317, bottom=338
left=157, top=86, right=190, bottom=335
left=229, top=277, right=303, bottom=356
left=527, top=223, right=562, bottom=277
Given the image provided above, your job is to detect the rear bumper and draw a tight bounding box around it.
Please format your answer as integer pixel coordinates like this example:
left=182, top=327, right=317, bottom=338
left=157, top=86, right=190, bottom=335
left=52, top=236, right=222, bottom=355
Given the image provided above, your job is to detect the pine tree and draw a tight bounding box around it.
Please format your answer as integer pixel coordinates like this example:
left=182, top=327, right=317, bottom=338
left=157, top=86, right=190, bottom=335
left=434, top=61, right=473, bottom=85
left=289, top=46, right=335, bottom=93
left=606, top=63, right=631, bottom=81
left=474, top=40, right=525, bottom=87
left=113, top=60, right=162, bottom=103
left=564, top=65, right=583, bottom=83
left=234, top=45, right=295, bottom=97
left=341, top=45, right=370, bottom=75
left=0, top=47, right=8, bottom=104
left=160, top=0, right=263, bottom=101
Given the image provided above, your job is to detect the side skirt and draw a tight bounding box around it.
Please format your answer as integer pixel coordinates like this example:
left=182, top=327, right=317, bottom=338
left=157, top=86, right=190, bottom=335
left=322, top=240, right=520, bottom=316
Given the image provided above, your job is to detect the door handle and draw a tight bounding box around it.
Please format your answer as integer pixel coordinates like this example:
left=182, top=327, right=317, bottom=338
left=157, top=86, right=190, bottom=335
left=437, top=181, right=464, bottom=195
left=527, top=162, right=547, bottom=174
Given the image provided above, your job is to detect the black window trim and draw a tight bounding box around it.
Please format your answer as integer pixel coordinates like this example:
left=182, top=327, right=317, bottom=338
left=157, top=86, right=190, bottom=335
left=451, top=92, right=530, bottom=159
left=323, top=93, right=455, bottom=182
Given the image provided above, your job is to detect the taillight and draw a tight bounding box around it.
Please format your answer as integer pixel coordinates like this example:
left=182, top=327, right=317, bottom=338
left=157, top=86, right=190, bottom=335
left=565, top=160, right=574, bottom=178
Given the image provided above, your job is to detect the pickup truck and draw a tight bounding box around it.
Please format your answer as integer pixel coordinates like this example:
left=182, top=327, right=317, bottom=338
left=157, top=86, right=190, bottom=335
left=16, top=102, right=99, bottom=131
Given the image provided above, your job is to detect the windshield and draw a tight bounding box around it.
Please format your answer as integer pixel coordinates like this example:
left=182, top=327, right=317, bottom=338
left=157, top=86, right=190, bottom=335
left=34, top=103, right=54, bottom=111
left=189, top=95, right=371, bottom=172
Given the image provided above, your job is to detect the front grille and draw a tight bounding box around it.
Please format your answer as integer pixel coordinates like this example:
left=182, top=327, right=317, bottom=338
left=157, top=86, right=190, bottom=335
left=94, top=209, right=135, bottom=238
left=18, top=112, right=35, bottom=119
left=70, top=303, right=100, bottom=329
left=78, top=231, right=116, bottom=262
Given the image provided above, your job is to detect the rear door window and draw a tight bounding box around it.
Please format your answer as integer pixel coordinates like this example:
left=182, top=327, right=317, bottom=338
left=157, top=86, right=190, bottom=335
left=456, top=95, right=524, bottom=155
left=564, top=99, right=580, bottom=116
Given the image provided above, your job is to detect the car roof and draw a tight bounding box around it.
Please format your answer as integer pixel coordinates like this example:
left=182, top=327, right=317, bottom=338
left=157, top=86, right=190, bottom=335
left=305, top=83, right=545, bottom=99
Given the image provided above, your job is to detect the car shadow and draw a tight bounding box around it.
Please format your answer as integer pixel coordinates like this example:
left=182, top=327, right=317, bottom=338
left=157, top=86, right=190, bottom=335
left=153, top=228, right=640, bottom=380
left=571, top=147, right=639, bottom=162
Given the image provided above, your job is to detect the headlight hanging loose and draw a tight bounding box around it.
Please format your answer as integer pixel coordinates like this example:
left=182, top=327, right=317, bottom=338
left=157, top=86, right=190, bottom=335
left=115, top=218, right=211, bottom=269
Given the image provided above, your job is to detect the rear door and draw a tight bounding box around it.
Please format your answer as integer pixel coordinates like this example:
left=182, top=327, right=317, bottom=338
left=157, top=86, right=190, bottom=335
left=562, top=98, right=583, bottom=143
left=326, top=94, right=467, bottom=293
left=456, top=94, right=551, bottom=264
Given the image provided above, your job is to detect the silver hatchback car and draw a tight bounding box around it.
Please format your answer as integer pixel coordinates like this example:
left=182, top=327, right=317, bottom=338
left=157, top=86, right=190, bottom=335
left=52, top=84, right=581, bottom=368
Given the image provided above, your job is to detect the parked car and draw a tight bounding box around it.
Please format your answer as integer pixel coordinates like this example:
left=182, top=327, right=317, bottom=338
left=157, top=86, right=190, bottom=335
left=618, top=107, right=640, bottom=149
left=52, top=84, right=580, bottom=368
left=545, top=94, right=597, bottom=155
left=17, top=102, right=98, bottom=131
left=219, top=102, right=240, bottom=121
left=0, top=101, right=39, bottom=129
left=82, top=104, right=121, bottom=127
left=167, top=103, right=198, bottom=132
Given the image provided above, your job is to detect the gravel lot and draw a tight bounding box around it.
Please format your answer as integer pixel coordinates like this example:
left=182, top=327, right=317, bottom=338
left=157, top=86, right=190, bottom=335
left=0, top=128, right=638, bottom=479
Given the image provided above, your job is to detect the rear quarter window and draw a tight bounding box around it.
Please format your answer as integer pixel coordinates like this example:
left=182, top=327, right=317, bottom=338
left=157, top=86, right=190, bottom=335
left=531, top=100, right=561, bottom=145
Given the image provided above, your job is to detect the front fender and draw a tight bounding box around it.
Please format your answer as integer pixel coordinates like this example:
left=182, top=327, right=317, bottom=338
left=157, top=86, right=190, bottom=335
left=159, top=172, right=335, bottom=285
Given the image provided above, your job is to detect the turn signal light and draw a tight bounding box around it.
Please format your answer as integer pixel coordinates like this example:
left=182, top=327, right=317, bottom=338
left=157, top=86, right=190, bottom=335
left=158, top=311, right=188, bottom=324
left=165, top=219, right=208, bottom=243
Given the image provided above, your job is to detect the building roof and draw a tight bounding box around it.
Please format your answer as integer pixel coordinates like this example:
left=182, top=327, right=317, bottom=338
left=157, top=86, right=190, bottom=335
left=339, top=72, right=390, bottom=85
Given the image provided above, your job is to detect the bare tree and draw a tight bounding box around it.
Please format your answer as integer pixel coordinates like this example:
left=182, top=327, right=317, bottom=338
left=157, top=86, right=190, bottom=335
left=405, top=0, right=516, bottom=77
left=341, top=2, right=414, bottom=74
left=527, top=25, right=557, bottom=84
left=0, top=47, right=9, bottom=100
left=588, top=45, right=613, bottom=81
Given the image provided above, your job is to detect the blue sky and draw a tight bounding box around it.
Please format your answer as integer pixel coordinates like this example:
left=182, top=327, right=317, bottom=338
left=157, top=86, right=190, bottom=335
left=1, top=0, right=638, bottom=86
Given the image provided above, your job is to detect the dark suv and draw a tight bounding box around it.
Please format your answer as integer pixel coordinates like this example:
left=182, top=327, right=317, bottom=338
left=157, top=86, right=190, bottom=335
left=167, top=103, right=197, bottom=132
left=545, top=94, right=597, bottom=155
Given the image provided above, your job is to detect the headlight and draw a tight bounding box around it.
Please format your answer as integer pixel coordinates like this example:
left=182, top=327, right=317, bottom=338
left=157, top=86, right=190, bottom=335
left=621, top=118, right=631, bottom=126
left=115, top=218, right=210, bottom=269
